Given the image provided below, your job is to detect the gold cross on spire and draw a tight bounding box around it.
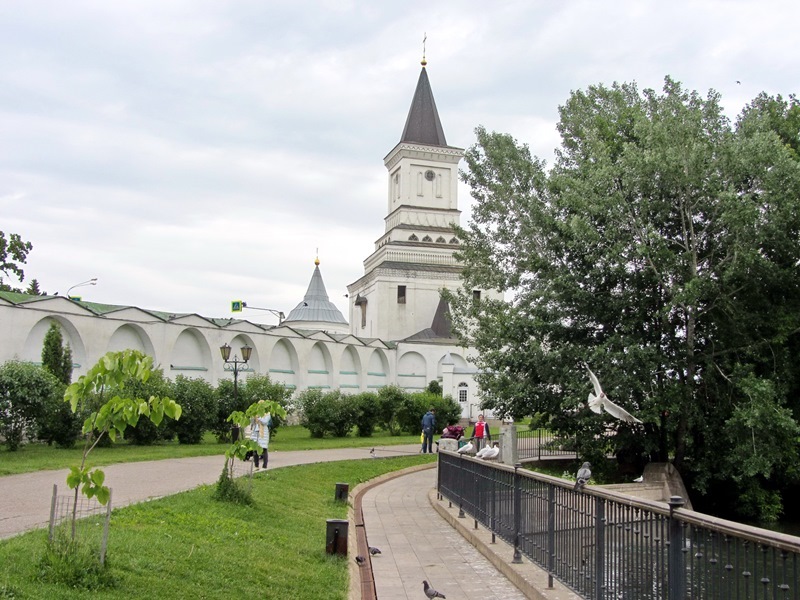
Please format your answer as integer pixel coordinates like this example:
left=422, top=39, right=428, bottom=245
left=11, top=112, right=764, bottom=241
left=421, top=32, right=427, bottom=67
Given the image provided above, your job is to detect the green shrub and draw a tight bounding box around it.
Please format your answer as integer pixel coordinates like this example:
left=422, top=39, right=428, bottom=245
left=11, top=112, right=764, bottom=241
left=169, top=376, right=215, bottom=444
left=394, top=391, right=461, bottom=434
left=375, top=385, right=405, bottom=435
left=213, top=379, right=249, bottom=442
left=297, top=389, right=357, bottom=437
left=352, top=392, right=379, bottom=437
left=36, top=381, right=82, bottom=449
left=212, top=461, right=254, bottom=505
left=0, top=361, right=59, bottom=451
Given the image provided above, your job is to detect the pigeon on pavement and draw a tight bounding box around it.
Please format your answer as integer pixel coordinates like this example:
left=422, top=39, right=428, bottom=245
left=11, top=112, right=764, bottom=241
left=368, top=546, right=381, bottom=556
left=423, top=580, right=446, bottom=598
left=574, top=462, right=592, bottom=491
left=584, top=363, right=642, bottom=424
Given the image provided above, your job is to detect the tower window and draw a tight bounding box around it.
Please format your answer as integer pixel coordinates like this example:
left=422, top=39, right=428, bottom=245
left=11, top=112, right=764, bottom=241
left=422, top=235, right=432, bottom=242
left=408, top=234, right=418, bottom=241
left=449, top=237, right=459, bottom=244
left=397, top=285, right=406, bottom=304
left=473, top=290, right=481, bottom=302
left=436, top=236, right=446, bottom=243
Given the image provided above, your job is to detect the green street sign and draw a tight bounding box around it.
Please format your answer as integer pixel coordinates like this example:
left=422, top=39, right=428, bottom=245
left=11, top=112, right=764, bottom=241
left=231, top=300, right=244, bottom=313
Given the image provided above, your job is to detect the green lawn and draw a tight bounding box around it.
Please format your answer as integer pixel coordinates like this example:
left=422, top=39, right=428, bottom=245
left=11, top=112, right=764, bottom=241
left=0, top=456, right=435, bottom=599
left=0, top=426, right=421, bottom=476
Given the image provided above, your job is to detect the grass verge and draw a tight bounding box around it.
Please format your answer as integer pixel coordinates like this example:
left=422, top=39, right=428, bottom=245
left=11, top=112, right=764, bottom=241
left=0, top=426, right=420, bottom=476
left=0, top=454, right=434, bottom=599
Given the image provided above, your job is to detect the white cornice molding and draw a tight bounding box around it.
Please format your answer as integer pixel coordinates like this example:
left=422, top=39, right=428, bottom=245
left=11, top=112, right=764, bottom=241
left=383, top=142, right=464, bottom=171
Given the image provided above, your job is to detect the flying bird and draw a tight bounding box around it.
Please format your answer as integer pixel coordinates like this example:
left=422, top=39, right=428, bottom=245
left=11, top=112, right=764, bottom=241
left=456, top=438, right=474, bottom=455
left=583, top=363, right=642, bottom=424
left=479, top=442, right=500, bottom=460
left=355, top=555, right=366, bottom=566
left=574, top=462, right=592, bottom=491
left=368, top=546, right=381, bottom=556
left=423, top=580, right=446, bottom=599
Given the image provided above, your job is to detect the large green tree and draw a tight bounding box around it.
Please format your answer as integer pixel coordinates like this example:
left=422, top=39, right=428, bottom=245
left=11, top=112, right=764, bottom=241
left=449, top=78, right=800, bottom=521
left=0, top=231, right=33, bottom=292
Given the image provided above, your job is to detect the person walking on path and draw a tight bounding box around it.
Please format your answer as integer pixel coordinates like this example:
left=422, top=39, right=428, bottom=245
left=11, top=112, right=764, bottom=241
left=421, top=408, right=436, bottom=454
left=471, top=414, right=491, bottom=451
left=250, top=411, right=272, bottom=470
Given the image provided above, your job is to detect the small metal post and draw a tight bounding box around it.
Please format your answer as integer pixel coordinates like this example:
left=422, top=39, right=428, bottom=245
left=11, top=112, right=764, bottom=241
left=100, top=488, right=113, bottom=565
left=512, top=462, right=523, bottom=563
left=547, top=485, right=555, bottom=588
left=490, top=469, right=496, bottom=544
left=668, top=496, right=687, bottom=600
left=458, top=454, right=465, bottom=518
left=595, top=496, right=606, bottom=600
left=48, top=484, right=57, bottom=542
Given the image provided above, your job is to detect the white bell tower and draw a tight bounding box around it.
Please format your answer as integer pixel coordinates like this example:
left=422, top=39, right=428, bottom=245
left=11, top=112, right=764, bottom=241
left=347, top=58, right=467, bottom=341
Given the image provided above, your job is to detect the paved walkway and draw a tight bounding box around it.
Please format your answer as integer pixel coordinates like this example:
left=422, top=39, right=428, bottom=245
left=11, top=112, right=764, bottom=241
left=0, top=444, right=420, bottom=539
left=0, top=445, right=577, bottom=599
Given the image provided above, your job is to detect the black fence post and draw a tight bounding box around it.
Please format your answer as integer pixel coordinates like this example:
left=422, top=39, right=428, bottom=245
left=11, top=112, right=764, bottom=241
left=458, top=454, right=465, bottom=518
left=490, top=468, right=496, bottom=544
left=595, top=496, right=605, bottom=600
left=668, top=496, right=686, bottom=600
left=547, top=485, right=555, bottom=588
left=512, top=462, right=523, bottom=563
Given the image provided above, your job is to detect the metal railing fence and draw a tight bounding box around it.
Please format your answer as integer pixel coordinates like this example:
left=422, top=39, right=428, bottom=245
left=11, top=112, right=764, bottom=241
left=437, top=452, right=800, bottom=599
left=516, top=428, right=577, bottom=461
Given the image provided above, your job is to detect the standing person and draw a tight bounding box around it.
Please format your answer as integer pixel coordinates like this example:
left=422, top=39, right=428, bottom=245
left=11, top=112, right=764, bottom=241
left=250, top=410, right=272, bottom=470
left=471, top=414, right=491, bottom=451
left=421, top=407, right=436, bottom=454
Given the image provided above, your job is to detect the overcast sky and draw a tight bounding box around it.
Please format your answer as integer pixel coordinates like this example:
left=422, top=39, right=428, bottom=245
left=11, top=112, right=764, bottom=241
left=2, top=1, right=797, bottom=325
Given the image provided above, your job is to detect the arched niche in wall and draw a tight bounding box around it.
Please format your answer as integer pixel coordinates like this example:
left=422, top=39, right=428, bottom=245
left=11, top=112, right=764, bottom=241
left=22, top=316, right=87, bottom=370
left=397, top=350, right=427, bottom=391
left=268, top=338, right=299, bottom=391
left=307, top=342, right=333, bottom=389
left=366, top=348, right=389, bottom=389
left=170, top=328, right=212, bottom=376
left=437, top=352, right=468, bottom=378
left=339, top=346, right=362, bottom=391
left=108, top=323, right=155, bottom=358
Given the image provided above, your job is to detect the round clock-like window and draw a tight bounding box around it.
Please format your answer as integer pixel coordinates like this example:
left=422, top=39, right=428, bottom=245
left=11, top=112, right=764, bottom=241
left=424, top=169, right=435, bottom=181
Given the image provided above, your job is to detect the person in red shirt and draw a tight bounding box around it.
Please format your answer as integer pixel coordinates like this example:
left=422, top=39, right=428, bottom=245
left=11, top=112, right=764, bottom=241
left=471, top=414, right=491, bottom=451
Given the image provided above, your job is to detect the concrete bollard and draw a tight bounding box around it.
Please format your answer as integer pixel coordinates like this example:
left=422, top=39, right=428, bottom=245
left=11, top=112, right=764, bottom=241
left=325, top=519, right=348, bottom=556
left=334, top=482, right=349, bottom=502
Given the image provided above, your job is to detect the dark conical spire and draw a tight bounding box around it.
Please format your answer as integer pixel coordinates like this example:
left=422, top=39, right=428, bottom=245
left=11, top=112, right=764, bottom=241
left=400, top=65, right=448, bottom=147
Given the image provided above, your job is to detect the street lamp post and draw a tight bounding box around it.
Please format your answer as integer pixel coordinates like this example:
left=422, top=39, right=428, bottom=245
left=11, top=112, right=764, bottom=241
left=241, top=302, right=285, bottom=324
left=66, top=278, right=98, bottom=300
left=219, top=342, right=253, bottom=441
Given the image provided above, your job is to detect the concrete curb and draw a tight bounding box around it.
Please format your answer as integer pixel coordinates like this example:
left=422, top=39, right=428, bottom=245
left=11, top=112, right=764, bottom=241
left=428, top=488, right=581, bottom=600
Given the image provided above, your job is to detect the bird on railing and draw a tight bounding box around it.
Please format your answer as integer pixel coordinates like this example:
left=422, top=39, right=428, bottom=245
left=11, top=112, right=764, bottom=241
left=456, top=437, right=475, bottom=455
left=479, top=442, right=500, bottom=461
left=423, top=580, right=446, bottom=598
left=584, top=362, right=642, bottom=424
left=574, top=462, right=592, bottom=491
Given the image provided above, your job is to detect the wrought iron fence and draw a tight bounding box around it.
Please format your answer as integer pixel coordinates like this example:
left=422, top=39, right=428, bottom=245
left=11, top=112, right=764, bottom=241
left=516, top=428, right=577, bottom=461
left=437, top=452, right=800, bottom=599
